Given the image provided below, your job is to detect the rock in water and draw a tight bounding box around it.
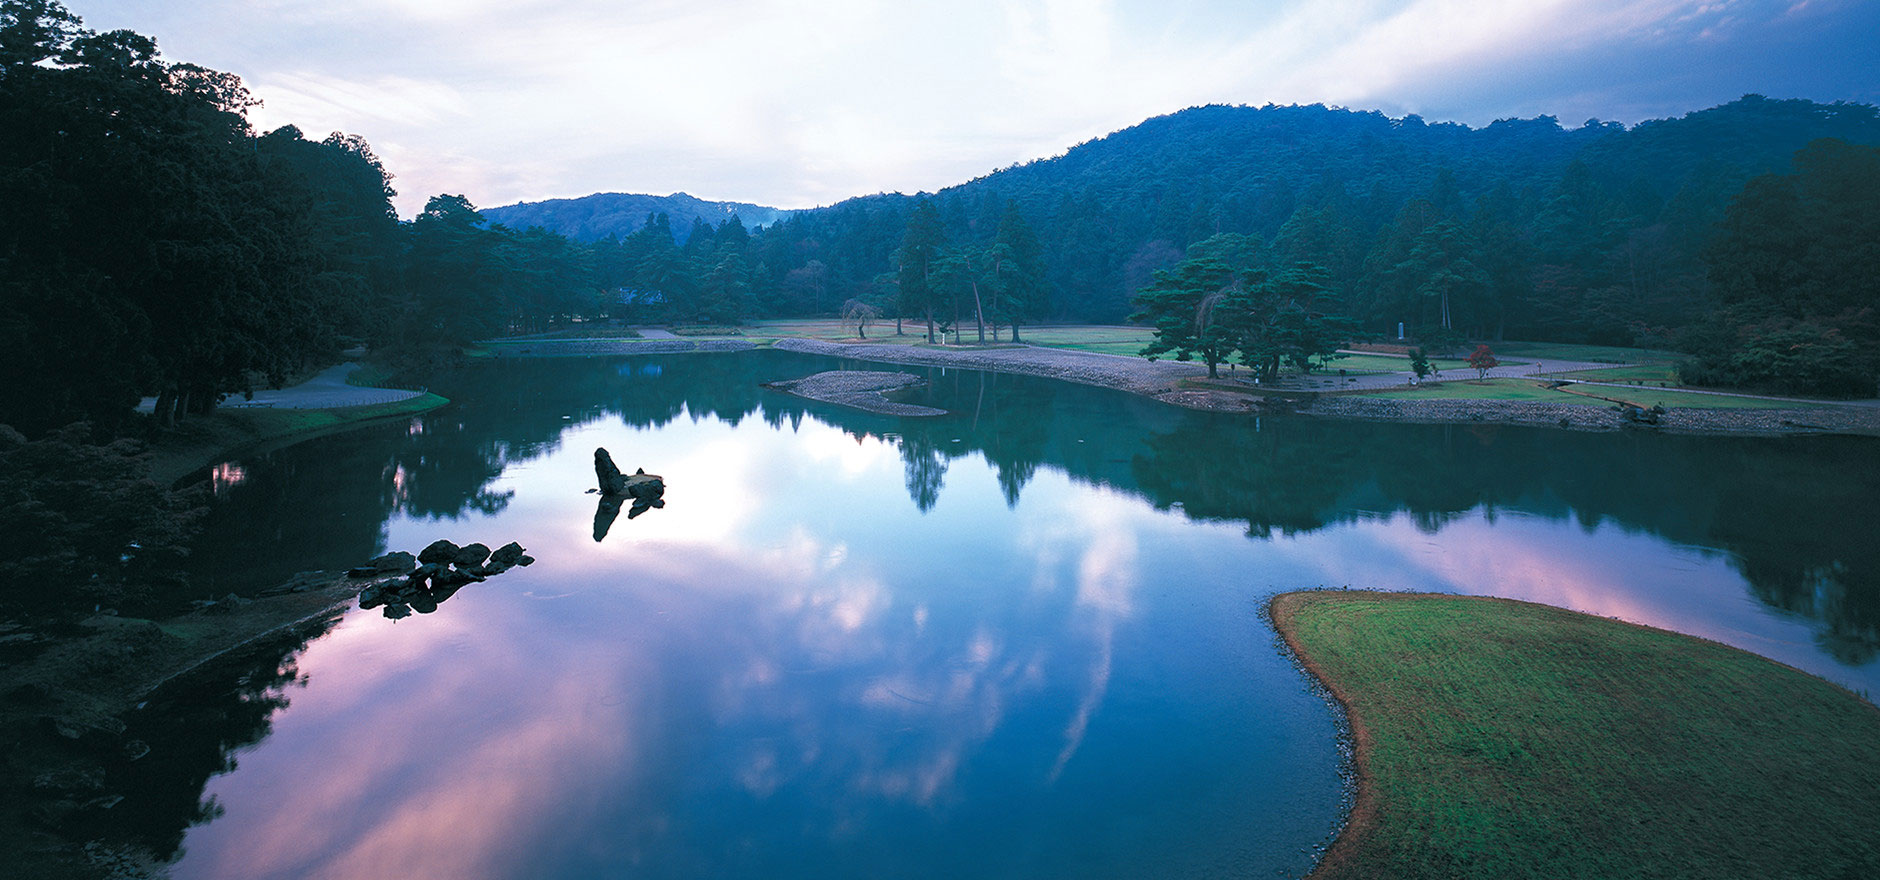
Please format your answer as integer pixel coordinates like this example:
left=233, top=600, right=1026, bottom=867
left=595, top=448, right=627, bottom=493
left=454, top=542, right=491, bottom=568
left=595, top=447, right=666, bottom=501
left=371, top=551, right=417, bottom=573
left=490, top=542, right=526, bottom=566
left=418, top=539, right=460, bottom=564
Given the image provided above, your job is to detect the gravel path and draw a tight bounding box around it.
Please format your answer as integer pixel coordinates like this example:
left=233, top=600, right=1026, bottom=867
left=134, top=363, right=424, bottom=412
left=762, top=371, right=946, bottom=416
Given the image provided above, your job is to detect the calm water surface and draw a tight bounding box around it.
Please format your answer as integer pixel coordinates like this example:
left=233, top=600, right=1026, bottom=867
left=119, top=350, right=1880, bottom=879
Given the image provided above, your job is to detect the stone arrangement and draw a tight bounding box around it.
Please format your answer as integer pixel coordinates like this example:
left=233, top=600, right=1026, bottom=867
left=349, top=540, right=532, bottom=619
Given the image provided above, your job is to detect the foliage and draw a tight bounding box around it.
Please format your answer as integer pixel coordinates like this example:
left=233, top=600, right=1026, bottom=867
left=1274, top=592, right=1880, bottom=880
left=1132, top=238, right=1354, bottom=379
left=1682, top=138, right=1880, bottom=396
left=0, top=423, right=203, bottom=612
left=1467, top=344, right=1500, bottom=378
left=840, top=298, right=881, bottom=338
left=1408, top=348, right=1433, bottom=380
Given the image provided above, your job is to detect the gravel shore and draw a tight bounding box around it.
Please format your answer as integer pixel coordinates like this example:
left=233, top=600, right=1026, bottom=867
left=482, top=336, right=1879, bottom=437
left=773, top=338, right=1880, bottom=436
left=484, top=338, right=758, bottom=356
left=1296, top=396, right=1880, bottom=435
left=763, top=370, right=947, bottom=416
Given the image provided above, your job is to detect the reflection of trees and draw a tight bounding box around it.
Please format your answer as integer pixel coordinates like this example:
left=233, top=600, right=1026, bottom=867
left=1126, top=412, right=1880, bottom=662
left=899, top=434, right=948, bottom=513
left=102, top=615, right=337, bottom=861
left=193, top=350, right=1880, bottom=682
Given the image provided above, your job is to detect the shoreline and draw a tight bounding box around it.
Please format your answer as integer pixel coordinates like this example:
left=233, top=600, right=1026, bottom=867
left=500, top=336, right=1880, bottom=437
left=145, top=391, right=450, bottom=486
left=0, top=575, right=367, bottom=879
left=1269, top=592, right=1377, bottom=880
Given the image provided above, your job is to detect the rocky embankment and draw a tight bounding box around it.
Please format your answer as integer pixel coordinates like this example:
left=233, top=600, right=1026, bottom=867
left=770, top=338, right=1204, bottom=397
left=486, top=338, right=756, bottom=356
left=762, top=370, right=947, bottom=416
left=1298, top=396, right=1880, bottom=436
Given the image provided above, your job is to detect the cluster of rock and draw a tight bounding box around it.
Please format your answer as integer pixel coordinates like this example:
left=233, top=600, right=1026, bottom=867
left=349, top=540, right=532, bottom=619
left=1619, top=404, right=1668, bottom=425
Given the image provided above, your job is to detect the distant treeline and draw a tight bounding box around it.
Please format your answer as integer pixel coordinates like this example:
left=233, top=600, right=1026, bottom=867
left=5, top=0, right=1880, bottom=447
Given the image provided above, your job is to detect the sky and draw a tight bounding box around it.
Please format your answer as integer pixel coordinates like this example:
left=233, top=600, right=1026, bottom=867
left=77, top=0, right=1880, bottom=218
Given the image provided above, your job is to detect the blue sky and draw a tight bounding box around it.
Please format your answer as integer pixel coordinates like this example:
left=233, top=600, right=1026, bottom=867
left=77, top=0, right=1880, bottom=216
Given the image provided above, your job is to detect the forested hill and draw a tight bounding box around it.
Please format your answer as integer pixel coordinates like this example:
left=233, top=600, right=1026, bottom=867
left=482, top=192, right=791, bottom=242
left=770, top=96, right=1880, bottom=327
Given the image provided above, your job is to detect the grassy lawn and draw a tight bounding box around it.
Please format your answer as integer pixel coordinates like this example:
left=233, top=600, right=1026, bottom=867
left=1327, top=354, right=1473, bottom=373
left=146, top=393, right=448, bottom=484
left=748, top=318, right=934, bottom=345
left=1271, top=591, right=1880, bottom=880
left=1365, top=378, right=1814, bottom=410
left=1493, top=340, right=1680, bottom=364
left=1558, top=385, right=1822, bottom=410
left=1553, top=363, right=1684, bottom=383
left=1369, top=379, right=1612, bottom=404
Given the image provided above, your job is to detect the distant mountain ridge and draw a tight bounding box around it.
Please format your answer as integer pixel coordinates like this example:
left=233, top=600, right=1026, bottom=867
left=483, top=192, right=792, bottom=241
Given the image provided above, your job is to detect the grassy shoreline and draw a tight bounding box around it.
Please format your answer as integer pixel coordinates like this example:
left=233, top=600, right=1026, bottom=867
left=1270, top=591, right=1880, bottom=880
left=144, top=392, right=448, bottom=485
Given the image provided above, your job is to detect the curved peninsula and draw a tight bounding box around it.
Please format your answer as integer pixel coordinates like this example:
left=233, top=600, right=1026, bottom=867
left=1270, top=591, right=1880, bottom=880
left=762, top=370, right=947, bottom=416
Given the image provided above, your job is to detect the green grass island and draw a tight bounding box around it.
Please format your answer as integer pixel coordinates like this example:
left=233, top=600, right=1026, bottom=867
left=1270, top=591, right=1880, bottom=880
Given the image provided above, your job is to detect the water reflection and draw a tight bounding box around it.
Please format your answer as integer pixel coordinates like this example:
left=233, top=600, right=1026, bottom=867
left=137, top=350, right=1880, bottom=878
left=183, top=351, right=1879, bottom=678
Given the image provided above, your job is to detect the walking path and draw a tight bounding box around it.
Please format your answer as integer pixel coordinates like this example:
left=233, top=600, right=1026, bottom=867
left=134, top=363, right=424, bottom=412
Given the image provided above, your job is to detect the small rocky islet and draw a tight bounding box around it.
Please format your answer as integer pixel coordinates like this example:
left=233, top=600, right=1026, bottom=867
left=349, top=539, right=533, bottom=619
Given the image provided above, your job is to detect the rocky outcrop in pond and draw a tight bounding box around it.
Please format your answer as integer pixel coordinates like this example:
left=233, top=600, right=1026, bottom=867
left=592, top=448, right=666, bottom=541
left=762, top=370, right=947, bottom=416
left=352, top=541, right=532, bottom=619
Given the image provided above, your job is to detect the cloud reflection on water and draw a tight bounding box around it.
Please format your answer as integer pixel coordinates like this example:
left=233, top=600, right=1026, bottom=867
left=177, top=415, right=1166, bottom=878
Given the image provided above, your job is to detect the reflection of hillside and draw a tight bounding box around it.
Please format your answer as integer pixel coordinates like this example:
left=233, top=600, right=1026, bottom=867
left=1124, top=414, right=1880, bottom=663
left=192, top=351, right=1879, bottom=669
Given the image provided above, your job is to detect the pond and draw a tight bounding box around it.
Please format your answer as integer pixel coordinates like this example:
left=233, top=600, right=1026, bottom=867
left=118, top=350, right=1880, bottom=879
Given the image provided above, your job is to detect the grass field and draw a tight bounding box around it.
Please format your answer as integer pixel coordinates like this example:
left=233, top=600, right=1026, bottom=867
left=1556, top=384, right=1821, bottom=410
left=1553, top=363, right=1684, bottom=383
left=1271, top=591, right=1880, bottom=880
left=1328, top=354, right=1473, bottom=373
left=1365, top=378, right=1813, bottom=410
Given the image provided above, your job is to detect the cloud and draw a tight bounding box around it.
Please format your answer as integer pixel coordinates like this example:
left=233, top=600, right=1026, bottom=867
left=79, top=0, right=1875, bottom=216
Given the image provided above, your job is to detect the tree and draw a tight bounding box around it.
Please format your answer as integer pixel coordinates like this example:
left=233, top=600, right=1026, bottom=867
left=1131, top=257, right=1244, bottom=378
left=896, top=198, right=947, bottom=343
left=1468, top=344, right=1500, bottom=379
left=1235, top=263, right=1355, bottom=381
left=841, top=298, right=881, bottom=339
left=990, top=202, right=1046, bottom=342
left=1409, top=348, right=1434, bottom=381
left=1685, top=138, right=1880, bottom=396
left=934, top=246, right=994, bottom=343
